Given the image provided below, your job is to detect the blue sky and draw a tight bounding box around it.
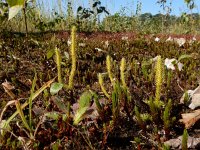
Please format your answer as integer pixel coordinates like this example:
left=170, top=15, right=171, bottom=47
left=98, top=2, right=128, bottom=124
left=90, top=0, right=200, bottom=16
left=39, top=0, right=200, bottom=16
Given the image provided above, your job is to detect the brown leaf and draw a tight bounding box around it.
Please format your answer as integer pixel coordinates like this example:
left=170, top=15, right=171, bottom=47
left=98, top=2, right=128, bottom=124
left=189, top=93, right=200, bottom=109
left=0, top=100, right=16, bottom=122
left=179, top=109, right=200, bottom=129
left=2, top=80, right=15, bottom=90
left=189, top=85, right=200, bottom=109
left=2, top=80, right=16, bottom=99
left=164, top=135, right=200, bottom=149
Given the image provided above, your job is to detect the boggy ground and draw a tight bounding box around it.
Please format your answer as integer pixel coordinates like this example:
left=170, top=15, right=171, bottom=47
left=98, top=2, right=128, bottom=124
left=0, top=31, right=200, bottom=149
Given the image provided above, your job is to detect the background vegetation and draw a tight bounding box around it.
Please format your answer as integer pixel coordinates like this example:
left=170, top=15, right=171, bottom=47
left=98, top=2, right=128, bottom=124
left=0, top=0, right=200, bottom=34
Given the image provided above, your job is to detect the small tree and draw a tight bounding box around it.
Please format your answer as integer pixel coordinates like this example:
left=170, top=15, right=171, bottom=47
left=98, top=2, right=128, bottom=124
left=77, top=0, right=109, bottom=31
left=6, top=0, right=35, bottom=36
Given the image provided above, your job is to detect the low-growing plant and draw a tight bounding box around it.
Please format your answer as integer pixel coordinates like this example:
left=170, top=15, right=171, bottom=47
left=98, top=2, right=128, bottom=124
left=52, top=26, right=77, bottom=90
left=106, top=55, right=115, bottom=87
left=73, top=90, right=98, bottom=125
left=162, top=99, right=176, bottom=139
left=67, top=26, right=77, bottom=90
left=111, top=82, right=120, bottom=124
left=134, top=55, right=180, bottom=147
left=134, top=106, right=146, bottom=132
left=154, top=55, right=163, bottom=108
left=98, top=73, right=110, bottom=98
left=120, top=57, right=127, bottom=89
left=182, top=129, right=188, bottom=150
left=55, top=47, right=62, bottom=84
left=133, top=137, right=142, bottom=150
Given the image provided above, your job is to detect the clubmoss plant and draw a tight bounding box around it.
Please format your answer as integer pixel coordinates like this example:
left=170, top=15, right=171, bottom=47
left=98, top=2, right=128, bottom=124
left=66, top=101, right=71, bottom=120
left=182, top=91, right=190, bottom=105
left=68, top=26, right=76, bottom=90
left=43, top=89, right=49, bottom=107
left=148, top=96, right=157, bottom=122
left=155, top=55, right=163, bottom=108
left=163, top=99, right=171, bottom=134
left=55, top=47, right=62, bottom=84
left=166, top=70, right=172, bottom=90
left=162, top=99, right=176, bottom=139
left=182, top=129, right=188, bottom=150
left=98, top=73, right=110, bottom=98
left=131, top=59, right=139, bottom=80
left=106, top=55, right=115, bottom=87
left=134, top=106, right=146, bottom=132
left=120, top=57, right=127, bottom=89
left=134, top=137, right=141, bottom=150
left=111, top=82, right=120, bottom=124
left=94, top=95, right=103, bottom=112
left=141, top=60, right=149, bottom=80
left=112, top=89, right=118, bottom=123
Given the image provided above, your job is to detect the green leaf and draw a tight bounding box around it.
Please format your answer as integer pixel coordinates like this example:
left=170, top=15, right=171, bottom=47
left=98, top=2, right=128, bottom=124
left=6, top=0, right=26, bottom=20
left=6, top=0, right=25, bottom=7
left=73, top=107, right=89, bottom=125
left=178, top=54, right=192, bottom=62
left=79, top=90, right=94, bottom=108
left=50, top=82, right=63, bottom=95
left=8, top=5, right=23, bottom=20
left=46, top=49, right=55, bottom=59
left=73, top=90, right=97, bottom=125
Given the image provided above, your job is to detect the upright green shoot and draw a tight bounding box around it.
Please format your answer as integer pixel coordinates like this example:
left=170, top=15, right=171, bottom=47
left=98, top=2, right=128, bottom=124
left=163, top=99, right=175, bottom=139
left=68, top=26, right=76, bottom=90
left=120, top=57, right=127, bottom=89
left=106, top=55, right=115, bottom=87
left=134, top=106, right=146, bottom=132
left=98, top=73, right=110, bottom=98
left=55, top=47, right=62, bottom=84
left=155, top=55, right=163, bottom=108
left=148, top=96, right=157, bottom=120
left=182, top=129, right=188, bottom=150
left=112, top=82, right=120, bottom=123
